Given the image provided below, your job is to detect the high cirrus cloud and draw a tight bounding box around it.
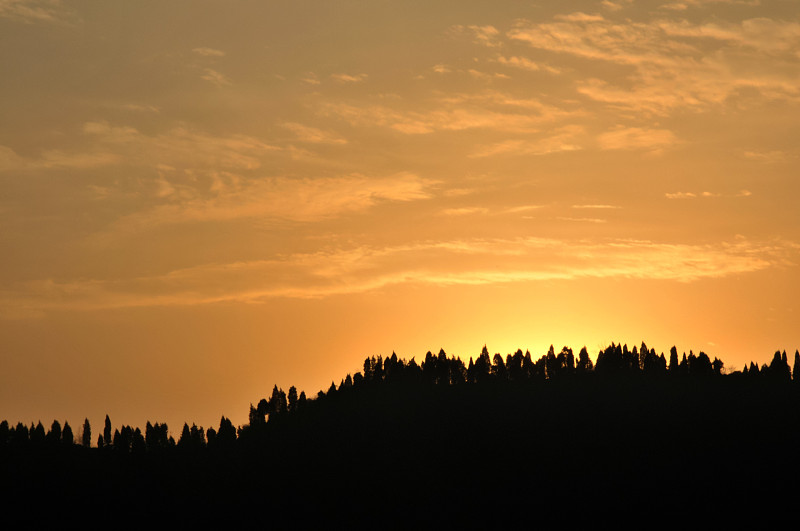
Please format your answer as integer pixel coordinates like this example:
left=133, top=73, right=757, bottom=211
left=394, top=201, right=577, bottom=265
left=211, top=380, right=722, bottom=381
left=507, top=12, right=800, bottom=115
left=1, top=236, right=792, bottom=318
left=0, top=0, right=71, bottom=23
left=107, top=172, right=437, bottom=232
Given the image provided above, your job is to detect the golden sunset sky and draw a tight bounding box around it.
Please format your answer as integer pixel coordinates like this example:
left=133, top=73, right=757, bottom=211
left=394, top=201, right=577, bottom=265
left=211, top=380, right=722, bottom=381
left=1, top=0, right=799, bottom=431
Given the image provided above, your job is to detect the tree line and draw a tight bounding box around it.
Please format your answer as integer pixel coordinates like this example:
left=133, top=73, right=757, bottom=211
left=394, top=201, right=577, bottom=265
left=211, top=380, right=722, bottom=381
left=3, top=342, right=799, bottom=453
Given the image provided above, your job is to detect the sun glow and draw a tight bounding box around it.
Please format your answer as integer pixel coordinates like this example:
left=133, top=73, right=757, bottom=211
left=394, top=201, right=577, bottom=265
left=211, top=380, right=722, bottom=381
left=1, top=0, right=798, bottom=431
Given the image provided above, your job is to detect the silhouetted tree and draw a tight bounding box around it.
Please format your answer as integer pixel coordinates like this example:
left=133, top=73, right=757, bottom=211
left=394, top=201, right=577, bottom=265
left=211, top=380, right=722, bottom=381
left=423, top=351, right=437, bottom=383
left=177, top=423, right=192, bottom=451
left=596, top=343, right=626, bottom=375
left=62, top=422, right=74, bottom=446
left=473, top=346, right=491, bottom=383
left=492, top=353, right=507, bottom=380
left=268, top=385, right=288, bottom=417
left=104, top=415, right=112, bottom=448
left=794, top=351, right=800, bottom=381
left=145, top=422, right=170, bottom=451
left=437, top=349, right=449, bottom=384
left=0, top=420, right=8, bottom=448
left=299, top=391, right=307, bottom=409
left=81, top=418, right=91, bottom=448
left=769, top=350, right=792, bottom=382
left=576, top=347, right=593, bottom=373
left=131, top=428, right=145, bottom=454
left=556, top=346, right=575, bottom=376
left=544, top=345, right=558, bottom=378
left=679, top=353, right=689, bottom=377
left=642, top=348, right=666, bottom=376
left=689, top=352, right=713, bottom=378
left=288, top=386, right=299, bottom=412
left=190, top=424, right=205, bottom=448
left=521, top=350, right=535, bottom=378
left=46, top=420, right=62, bottom=446
left=217, top=416, right=236, bottom=449
left=11, top=423, right=28, bottom=449
left=669, top=346, right=679, bottom=374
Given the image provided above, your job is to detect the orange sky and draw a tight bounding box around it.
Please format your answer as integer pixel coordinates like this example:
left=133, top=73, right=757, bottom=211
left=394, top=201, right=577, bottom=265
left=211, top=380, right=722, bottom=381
left=1, top=0, right=798, bottom=432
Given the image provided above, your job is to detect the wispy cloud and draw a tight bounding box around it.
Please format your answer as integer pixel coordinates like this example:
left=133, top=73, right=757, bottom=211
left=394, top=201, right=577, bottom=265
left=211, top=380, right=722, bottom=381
left=324, top=102, right=548, bottom=134
left=440, top=205, right=542, bottom=216
left=2, top=236, right=790, bottom=317
left=0, top=122, right=283, bottom=181
left=322, top=91, right=577, bottom=136
left=451, top=25, right=502, bottom=48
left=0, top=0, right=71, bottom=24
left=301, top=72, right=320, bottom=85
left=466, top=69, right=511, bottom=81
left=192, top=47, right=225, bottom=57
left=743, top=150, right=792, bottom=163
left=660, top=0, right=761, bottom=10
left=496, top=55, right=561, bottom=74
left=600, top=0, right=629, bottom=11
left=107, top=172, right=436, bottom=232
left=557, top=217, right=608, bottom=224
left=571, top=204, right=621, bottom=209
left=597, top=126, right=678, bottom=151
left=120, top=103, right=160, bottom=113
left=509, top=13, right=800, bottom=115
left=200, top=68, right=232, bottom=86
left=441, top=207, right=490, bottom=216
left=282, top=122, right=347, bottom=144
left=470, top=125, right=584, bottom=157
left=666, top=190, right=753, bottom=199
left=331, top=73, right=368, bottom=83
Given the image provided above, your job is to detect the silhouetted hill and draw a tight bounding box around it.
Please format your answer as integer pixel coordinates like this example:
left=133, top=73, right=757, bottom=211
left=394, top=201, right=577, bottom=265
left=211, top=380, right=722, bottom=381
left=2, top=343, right=800, bottom=525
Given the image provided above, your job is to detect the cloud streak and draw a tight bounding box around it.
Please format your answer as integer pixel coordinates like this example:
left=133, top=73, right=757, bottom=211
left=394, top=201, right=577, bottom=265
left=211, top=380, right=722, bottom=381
left=508, top=12, right=800, bottom=115
left=107, top=172, right=436, bottom=232
left=0, top=0, right=70, bottom=24
left=1, top=236, right=791, bottom=317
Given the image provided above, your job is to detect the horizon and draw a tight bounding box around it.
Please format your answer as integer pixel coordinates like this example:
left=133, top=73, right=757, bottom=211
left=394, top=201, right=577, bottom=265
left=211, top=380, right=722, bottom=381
left=1, top=341, right=794, bottom=435
left=1, top=0, right=799, bottom=433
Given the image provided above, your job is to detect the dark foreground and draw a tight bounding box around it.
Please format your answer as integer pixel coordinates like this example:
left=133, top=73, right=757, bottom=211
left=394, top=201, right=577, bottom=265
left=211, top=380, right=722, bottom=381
left=3, top=375, right=800, bottom=526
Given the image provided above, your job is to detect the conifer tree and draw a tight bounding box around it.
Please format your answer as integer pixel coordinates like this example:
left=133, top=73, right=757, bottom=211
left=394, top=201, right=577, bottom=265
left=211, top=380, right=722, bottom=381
left=82, top=418, right=91, bottom=448
left=669, top=346, right=679, bottom=373
left=62, top=422, right=74, bottom=445
left=288, top=386, right=299, bottom=412
left=576, top=347, right=593, bottom=373
left=46, top=420, right=62, bottom=446
left=103, top=415, right=112, bottom=447
left=793, top=351, right=800, bottom=381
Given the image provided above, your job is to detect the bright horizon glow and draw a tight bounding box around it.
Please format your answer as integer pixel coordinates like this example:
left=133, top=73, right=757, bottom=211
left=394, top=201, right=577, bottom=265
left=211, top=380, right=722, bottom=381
left=1, top=0, right=798, bottom=434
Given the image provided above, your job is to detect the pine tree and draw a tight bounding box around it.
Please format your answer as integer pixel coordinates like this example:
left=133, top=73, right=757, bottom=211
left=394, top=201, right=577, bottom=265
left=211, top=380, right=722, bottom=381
left=46, top=420, right=62, bottom=446
left=103, top=415, right=112, bottom=447
left=82, top=418, right=91, bottom=448
left=62, top=422, right=74, bottom=445
left=576, top=347, right=593, bottom=373
left=793, top=351, right=800, bottom=381
left=669, top=346, right=679, bottom=373
left=288, top=386, right=299, bottom=412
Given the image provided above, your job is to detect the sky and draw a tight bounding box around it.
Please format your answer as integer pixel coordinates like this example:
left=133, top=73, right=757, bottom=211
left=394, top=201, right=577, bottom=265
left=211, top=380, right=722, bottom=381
left=1, top=0, right=799, bottom=433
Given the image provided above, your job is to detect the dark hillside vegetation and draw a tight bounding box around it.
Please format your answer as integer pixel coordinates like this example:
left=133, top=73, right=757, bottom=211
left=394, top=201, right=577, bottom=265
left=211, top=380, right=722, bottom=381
left=2, top=343, right=800, bottom=525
